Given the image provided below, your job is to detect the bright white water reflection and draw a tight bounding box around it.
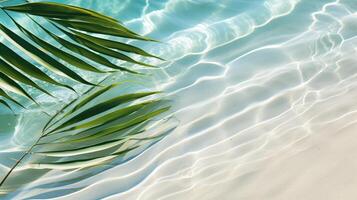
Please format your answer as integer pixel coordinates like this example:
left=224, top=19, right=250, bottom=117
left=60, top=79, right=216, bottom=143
left=1, top=0, right=357, bottom=199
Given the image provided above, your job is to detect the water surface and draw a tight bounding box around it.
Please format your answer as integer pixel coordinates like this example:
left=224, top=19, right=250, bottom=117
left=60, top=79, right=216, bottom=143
left=2, top=0, right=357, bottom=199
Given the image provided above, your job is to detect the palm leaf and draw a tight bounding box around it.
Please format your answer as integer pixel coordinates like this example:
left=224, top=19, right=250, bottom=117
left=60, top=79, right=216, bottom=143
left=0, top=1, right=173, bottom=195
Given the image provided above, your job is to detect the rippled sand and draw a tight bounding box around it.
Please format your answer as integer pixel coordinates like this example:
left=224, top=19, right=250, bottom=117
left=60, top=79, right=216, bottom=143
left=2, top=0, right=357, bottom=199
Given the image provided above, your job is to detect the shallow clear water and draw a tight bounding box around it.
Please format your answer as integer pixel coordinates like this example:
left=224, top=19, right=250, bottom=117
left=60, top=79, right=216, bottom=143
left=1, top=0, right=357, bottom=199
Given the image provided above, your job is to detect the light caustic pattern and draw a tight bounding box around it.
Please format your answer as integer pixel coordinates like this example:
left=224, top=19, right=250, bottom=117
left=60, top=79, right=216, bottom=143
left=3, top=0, right=357, bottom=199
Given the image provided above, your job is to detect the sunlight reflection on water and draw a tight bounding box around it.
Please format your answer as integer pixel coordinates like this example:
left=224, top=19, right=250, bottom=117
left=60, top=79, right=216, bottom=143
left=1, top=0, right=357, bottom=199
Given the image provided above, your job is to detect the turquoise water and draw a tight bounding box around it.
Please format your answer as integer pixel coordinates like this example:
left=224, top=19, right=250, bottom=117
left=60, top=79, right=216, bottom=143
left=1, top=0, right=357, bottom=199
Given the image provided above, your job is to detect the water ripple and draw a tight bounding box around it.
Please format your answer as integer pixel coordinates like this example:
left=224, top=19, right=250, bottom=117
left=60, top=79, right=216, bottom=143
left=4, top=0, right=357, bottom=199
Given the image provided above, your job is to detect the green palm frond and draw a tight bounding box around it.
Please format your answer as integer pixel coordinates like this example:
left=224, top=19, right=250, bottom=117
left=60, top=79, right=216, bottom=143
left=0, top=1, right=173, bottom=195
